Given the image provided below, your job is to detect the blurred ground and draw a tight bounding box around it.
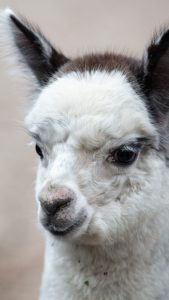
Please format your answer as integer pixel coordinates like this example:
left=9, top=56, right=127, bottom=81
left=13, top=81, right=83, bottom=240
left=1, top=1, right=169, bottom=299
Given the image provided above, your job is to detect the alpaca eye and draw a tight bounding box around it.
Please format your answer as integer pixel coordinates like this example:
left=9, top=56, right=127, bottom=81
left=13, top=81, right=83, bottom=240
left=35, top=144, right=43, bottom=159
left=107, top=145, right=138, bottom=166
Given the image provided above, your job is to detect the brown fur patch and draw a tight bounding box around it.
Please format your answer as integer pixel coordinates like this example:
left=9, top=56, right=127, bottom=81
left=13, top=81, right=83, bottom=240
left=60, top=53, right=141, bottom=84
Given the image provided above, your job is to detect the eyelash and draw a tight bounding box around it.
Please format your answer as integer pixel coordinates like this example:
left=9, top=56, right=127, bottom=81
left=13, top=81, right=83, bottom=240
left=106, top=143, right=142, bottom=167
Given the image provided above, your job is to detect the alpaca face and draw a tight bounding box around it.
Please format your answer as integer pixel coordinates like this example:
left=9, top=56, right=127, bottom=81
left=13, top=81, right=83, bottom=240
left=1, top=9, right=169, bottom=244
left=25, top=70, right=158, bottom=243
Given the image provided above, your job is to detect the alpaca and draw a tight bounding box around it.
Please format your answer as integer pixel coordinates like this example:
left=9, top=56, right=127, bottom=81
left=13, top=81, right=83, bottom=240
left=1, top=8, right=169, bottom=300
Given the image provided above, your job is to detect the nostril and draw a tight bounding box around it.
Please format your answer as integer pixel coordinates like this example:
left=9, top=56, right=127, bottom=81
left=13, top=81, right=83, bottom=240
left=41, top=198, right=72, bottom=216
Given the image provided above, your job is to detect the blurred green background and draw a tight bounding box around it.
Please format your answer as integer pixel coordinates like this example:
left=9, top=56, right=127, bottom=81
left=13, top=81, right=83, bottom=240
left=1, top=1, right=169, bottom=299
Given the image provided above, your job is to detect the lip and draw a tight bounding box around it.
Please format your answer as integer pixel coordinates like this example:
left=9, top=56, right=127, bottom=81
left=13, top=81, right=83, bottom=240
left=40, top=213, right=87, bottom=236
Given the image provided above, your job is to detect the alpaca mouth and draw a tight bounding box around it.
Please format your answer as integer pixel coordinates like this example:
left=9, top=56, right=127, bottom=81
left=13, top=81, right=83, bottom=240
left=40, top=213, right=87, bottom=236
left=48, top=217, right=86, bottom=236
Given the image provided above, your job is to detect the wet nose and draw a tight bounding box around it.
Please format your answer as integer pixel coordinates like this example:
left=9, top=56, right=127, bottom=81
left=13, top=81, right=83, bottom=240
left=39, top=185, right=76, bottom=216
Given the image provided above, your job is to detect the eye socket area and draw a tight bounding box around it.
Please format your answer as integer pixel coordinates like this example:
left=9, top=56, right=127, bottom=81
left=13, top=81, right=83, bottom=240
left=35, top=144, right=44, bottom=159
left=107, top=144, right=140, bottom=166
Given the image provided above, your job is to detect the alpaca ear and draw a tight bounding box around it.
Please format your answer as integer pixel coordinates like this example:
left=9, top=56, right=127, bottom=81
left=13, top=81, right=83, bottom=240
left=0, top=9, right=69, bottom=87
left=142, top=28, right=169, bottom=122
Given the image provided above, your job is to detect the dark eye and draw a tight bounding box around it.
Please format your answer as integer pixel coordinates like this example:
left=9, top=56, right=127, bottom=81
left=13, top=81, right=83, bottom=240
left=35, top=144, right=43, bottom=159
left=107, top=145, right=138, bottom=166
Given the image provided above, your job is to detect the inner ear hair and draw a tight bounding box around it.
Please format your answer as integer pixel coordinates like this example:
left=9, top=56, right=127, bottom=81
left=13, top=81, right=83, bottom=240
left=0, top=9, right=69, bottom=87
left=142, top=27, right=169, bottom=122
left=144, top=27, right=169, bottom=92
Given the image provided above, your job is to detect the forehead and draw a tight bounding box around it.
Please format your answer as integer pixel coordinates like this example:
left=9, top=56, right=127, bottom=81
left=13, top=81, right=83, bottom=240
left=25, top=70, right=154, bottom=139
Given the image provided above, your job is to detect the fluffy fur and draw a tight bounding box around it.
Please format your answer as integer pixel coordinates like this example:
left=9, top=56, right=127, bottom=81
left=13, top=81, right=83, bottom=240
left=1, top=9, right=169, bottom=300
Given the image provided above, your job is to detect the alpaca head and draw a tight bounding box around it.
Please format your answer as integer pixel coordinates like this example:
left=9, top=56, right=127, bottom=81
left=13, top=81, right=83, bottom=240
left=1, top=9, right=169, bottom=245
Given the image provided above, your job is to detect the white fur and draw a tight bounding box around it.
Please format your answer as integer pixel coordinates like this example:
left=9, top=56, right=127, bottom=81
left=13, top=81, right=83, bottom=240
left=1, top=10, right=169, bottom=299
left=26, top=70, right=155, bottom=138
left=26, top=71, right=169, bottom=299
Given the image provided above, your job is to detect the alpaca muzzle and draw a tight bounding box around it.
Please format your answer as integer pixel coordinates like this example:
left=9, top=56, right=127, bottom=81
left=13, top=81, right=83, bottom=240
left=39, top=184, right=85, bottom=235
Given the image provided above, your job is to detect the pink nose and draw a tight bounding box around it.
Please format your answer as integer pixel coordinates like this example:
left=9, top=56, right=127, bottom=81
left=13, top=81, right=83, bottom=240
left=39, top=184, right=76, bottom=216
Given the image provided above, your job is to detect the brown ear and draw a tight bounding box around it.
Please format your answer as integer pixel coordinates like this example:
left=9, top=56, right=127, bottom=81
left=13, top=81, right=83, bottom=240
left=142, top=28, right=169, bottom=122
left=0, top=9, right=69, bottom=87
